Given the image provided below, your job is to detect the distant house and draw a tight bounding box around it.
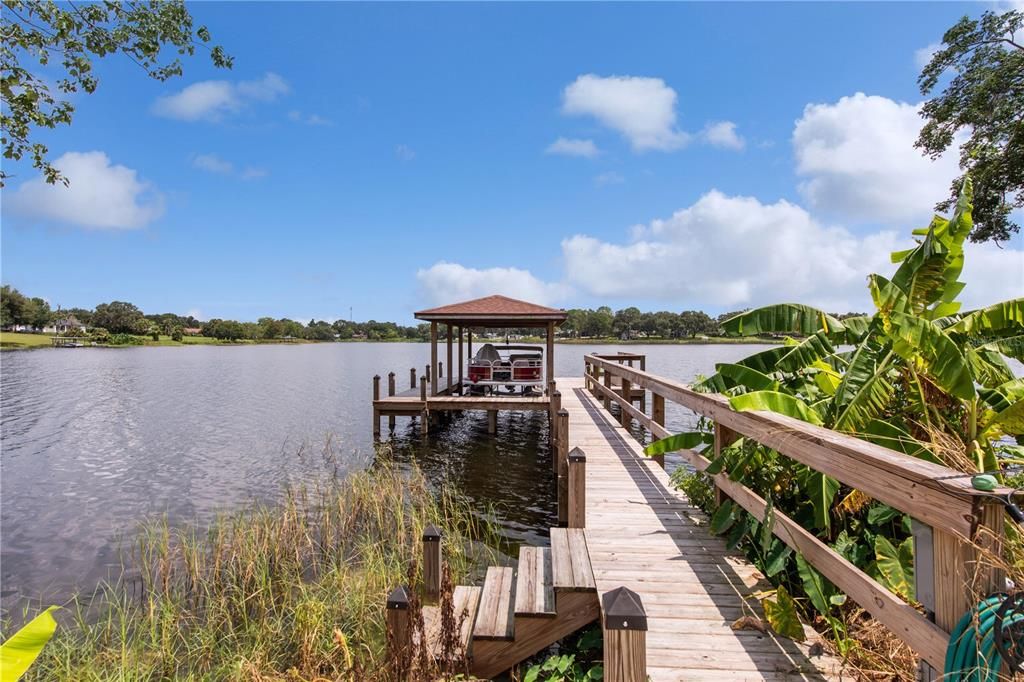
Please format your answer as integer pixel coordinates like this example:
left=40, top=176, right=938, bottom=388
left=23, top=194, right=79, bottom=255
left=183, top=327, right=203, bottom=336
left=3, top=324, right=41, bottom=332
left=44, top=317, right=87, bottom=335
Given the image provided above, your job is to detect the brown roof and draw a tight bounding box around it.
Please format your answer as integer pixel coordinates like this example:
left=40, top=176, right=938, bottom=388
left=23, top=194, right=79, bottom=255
left=415, top=295, right=567, bottom=325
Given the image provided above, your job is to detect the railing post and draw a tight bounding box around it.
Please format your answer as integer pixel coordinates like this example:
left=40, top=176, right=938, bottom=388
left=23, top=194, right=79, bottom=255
left=568, top=447, right=586, bottom=528
left=410, top=367, right=416, bottom=390
left=603, top=367, right=612, bottom=410
left=713, top=422, right=740, bottom=506
left=619, top=377, right=632, bottom=429
left=386, top=585, right=411, bottom=676
left=602, top=587, right=647, bottom=682
left=373, top=375, right=381, bottom=437
left=557, top=408, right=569, bottom=525
left=550, top=390, right=562, bottom=465
left=650, top=393, right=666, bottom=468
left=422, top=525, right=442, bottom=602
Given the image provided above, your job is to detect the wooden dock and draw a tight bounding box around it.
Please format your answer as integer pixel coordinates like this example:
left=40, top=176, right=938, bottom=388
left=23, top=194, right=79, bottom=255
left=379, top=337, right=1013, bottom=680
left=560, top=377, right=842, bottom=680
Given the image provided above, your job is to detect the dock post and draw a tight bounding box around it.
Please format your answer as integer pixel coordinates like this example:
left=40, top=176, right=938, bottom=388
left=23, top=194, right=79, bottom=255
left=487, top=410, right=497, bottom=434
left=446, top=324, right=453, bottom=395
left=651, top=393, right=666, bottom=468
left=551, top=391, right=563, bottom=471
left=420, top=376, right=429, bottom=437
left=549, top=386, right=561, bottom=453
left=387, top=372, right=396, bottom=430
left=373, top=375, right=381, bottom=437
left=457, top=326, right=463, bottom=395
left=556, top=408, right=569, bottom=525
left=430, top=323, right=438, bottom=396
left=568, top=447, right=586, bottom=528
left=386, top=586, right=411, bottom=676
left=422, top=524, right=442, bottom=602
left=619, top=377, right=632, bottom=429
left=602, top=587, right=647, bottom=682
left=410, top=367, right=416, bottom=390
left=713, top=423, right=740, bottom=506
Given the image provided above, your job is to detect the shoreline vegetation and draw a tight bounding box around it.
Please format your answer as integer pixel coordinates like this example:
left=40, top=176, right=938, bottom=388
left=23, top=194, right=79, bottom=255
left=15, top=454, right=503, bottom=681
left=0, top=330, right=782, bottom=351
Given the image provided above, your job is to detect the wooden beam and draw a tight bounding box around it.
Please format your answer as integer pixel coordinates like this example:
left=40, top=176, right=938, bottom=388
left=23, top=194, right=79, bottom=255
left=430, top=322, right=438, bottom=397
left=619, top=377, right=632, bottom=429
left=650, top=393, right=666, bottom=468
left=713, top=422, right=740, bottom=506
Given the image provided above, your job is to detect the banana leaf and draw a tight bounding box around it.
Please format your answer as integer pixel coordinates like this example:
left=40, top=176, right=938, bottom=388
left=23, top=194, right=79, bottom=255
left=967, top=346, right=1016, bottom=386
left=832, top=337, right=895, bottom=432
left=722, top=304, right=846, bottom=337
left=644, top=431, right=708, bottom=456
left=978, top=378, right=1024, bottom=413
left=716, top=363, right=780, bottom=391
left=978, top=334, right=1024, bottom=363
left=729, top=390, right=824, bottom=425
left=949, top=298, right=1024, bottom=337
left=1, top=606, right=59, bottom=682
left=885, top=312, right=975, bottom=400
left=869, top=274, right=910, bottom=316
left=775, top=332, right=835, bottom=373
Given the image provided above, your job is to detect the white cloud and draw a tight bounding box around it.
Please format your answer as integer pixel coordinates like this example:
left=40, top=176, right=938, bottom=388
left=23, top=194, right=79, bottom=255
left=561, top=74, right=689, bottom=151
left=562, top=190, right=902, bottom=312
left=960, top=242, right=1024, bottom=310
left=6, top=151, right=164, bottom=230
left=416, top=262, right=570, bottom=306
left=185, top=309, right=203, bottom=322
left=152, top=72, right=289, bottom=122
left=545, top=137, right=600, bottom=158
left=288, top=109, right=332, bottom=126
left=240, top=166, right=268, bottom=180
left=701, top=121, right=745, bottom=150
left=914, top=42, right=941, bottom=69
left=594, top=171, right=625, bottom=186
left=193, top=153, right=233, bottom=174
left=395, top=144, right=416, bottom=161
left=793, top=93, right=960, bottom=224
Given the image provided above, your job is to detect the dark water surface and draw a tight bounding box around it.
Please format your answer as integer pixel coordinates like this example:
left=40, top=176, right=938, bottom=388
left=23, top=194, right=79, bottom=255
left=0, top=342, right=774, bottom=614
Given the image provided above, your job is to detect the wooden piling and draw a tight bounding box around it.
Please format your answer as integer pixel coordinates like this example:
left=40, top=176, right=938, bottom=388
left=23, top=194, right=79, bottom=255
left=430, top=323, right=438, bottom=396
left=372, top=375, right=381, bottom=437
left=422, top=525, right=442, bottom=602
left=386, top=585, right=411, bottom=676
left=487, top=409, right=497, bottom=434
left=410, top=367, right=416, bottom=390
left=602, top=587, right=647, bottom=682
left=550, top=388, right=562, bottom=458
left=446, top=323, right=453, bottom=394
left=387, top=372, right=396, bottom=429
left=568, top=447, right=586, bottom=528
left=457, top=326, right=464, bottom=395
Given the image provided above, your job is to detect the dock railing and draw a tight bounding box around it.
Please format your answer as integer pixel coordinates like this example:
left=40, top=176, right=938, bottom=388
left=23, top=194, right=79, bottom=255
left=583, top=353, right=1007, bottom=672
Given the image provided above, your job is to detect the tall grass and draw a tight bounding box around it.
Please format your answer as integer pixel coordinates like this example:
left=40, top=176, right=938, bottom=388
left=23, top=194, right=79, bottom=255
left=21, top=457, right=499, bottom=681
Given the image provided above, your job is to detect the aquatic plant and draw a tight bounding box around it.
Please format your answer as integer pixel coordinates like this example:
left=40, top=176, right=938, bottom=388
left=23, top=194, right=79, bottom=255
left=15, top=457, right=499, bottom=681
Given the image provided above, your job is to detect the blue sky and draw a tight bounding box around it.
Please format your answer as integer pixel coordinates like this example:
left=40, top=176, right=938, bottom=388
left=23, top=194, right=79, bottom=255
left=3, top=1, right=1022, bottom=324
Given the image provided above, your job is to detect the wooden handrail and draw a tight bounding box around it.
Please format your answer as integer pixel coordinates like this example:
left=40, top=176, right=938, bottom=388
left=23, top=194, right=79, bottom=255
left=583, top=354, right=1007, bottom=670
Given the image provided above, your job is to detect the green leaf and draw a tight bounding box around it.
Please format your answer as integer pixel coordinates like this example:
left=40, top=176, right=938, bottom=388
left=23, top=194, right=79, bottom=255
left=722, top=304, right=846, bottom=337
left=644, top=431, right=706, bottom=456
left=710, top=500, right=736, bottom=534
left=832, top=335, right=895, bottom=432
left=874, top=536, right=914, bottom=601
left=729, top=391, right=823, bottom=425
left=982, top=399, right=1024, bottom=437
left=863, top=419, right=940, bottom=464
left=716, top=363, right=780, bottom=391
left=760, top=495, right=775, bottom=556
left=763, top=542, right=793, bottom=577
left=0, top=606, right=59, bottom=682
left=949, top=298, right=1024, bottom=337
left=798, top=469, right=839, bottom=532
left=978, top=334, right=1024, bottom=363
left=866, top=504, right=900, bottom=526
left=775, top=332, right=835, bottom=373
left=885, top=312, right=976, bottom=400
left=796, top=553, right=837, bottom=616
left=869, top=274, right=910, bottom=316
left=762, top=585, right=805, bottom=642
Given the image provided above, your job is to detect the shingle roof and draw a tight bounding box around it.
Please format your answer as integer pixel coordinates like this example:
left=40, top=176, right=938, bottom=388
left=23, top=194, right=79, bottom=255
left=415, top=295, right=566, bottom=323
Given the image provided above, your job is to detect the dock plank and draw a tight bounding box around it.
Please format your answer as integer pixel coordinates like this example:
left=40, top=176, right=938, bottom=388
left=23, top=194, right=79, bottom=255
left=556, top=377, right=843, bottom=681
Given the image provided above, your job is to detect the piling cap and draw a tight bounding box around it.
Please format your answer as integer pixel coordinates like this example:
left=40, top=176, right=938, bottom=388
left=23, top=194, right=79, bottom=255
left=387, top=585, right=410, bottom=609
left=422, top=524, right=442, bottom=541
left=568, top=447, right=586, bottom=463
left=602, top=586, right=647, bottom=630
left=557, top=408, right=569, bottom=417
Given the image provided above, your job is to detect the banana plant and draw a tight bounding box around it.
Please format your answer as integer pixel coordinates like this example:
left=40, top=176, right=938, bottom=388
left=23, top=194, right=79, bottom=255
left=647, top=177, right=1023, bottom=631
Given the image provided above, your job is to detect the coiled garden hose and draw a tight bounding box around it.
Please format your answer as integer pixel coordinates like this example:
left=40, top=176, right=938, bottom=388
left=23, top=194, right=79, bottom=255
left=944, top=593, right=1024, bottom=681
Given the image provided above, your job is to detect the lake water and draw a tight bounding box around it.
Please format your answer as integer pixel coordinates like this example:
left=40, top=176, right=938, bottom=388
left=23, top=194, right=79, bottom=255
left=0, top=342, right=772, bottom=614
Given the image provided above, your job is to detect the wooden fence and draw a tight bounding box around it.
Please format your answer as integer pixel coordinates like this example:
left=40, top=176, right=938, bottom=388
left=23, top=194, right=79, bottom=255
left=583, top=353, right=1008, bottom=672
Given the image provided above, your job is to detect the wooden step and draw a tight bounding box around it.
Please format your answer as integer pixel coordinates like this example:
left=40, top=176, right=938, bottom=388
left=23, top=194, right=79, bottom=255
left=550, top=528, right=595, bottom=591
left=514, top=546, right=555, bottom=617
left=473, top=567, right=515, bottom=640
left=421, top=585, right=482, bottom=661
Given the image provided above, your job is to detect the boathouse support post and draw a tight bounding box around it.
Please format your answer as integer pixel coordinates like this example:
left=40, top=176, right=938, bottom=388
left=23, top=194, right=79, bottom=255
left=602, top=587, right=647, bottom=682
left=372, top=375, right=381, bottom=437
left=545, top=321, right=555, bottom=391
left=713, top=422, right=740, bottom=506
left=385, top=586, right=411, bottom=676
left=556, top=408, right=569, bottom=525
left=457, top=326, right=463, bottom=395
left=446, top=324, right=453, bottom=395
left=422, top=525, right=442, bottom=602
left=430, top=323, right=438, bottom=396
left=387, top=372, right=396, bottom=430
left=619, top=377, right=632, bottom=429
left=568, top=447, right=586, bottom=528
left=467, top=328, right=472, bottom=361
left=487, top=410, right=497, bottom=434
left=650, top=393, right=666, bottom=468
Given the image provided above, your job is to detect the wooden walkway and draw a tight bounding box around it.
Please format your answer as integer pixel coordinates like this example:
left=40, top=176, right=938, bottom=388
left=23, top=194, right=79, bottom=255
left=559, top=378, right=845, bottom=681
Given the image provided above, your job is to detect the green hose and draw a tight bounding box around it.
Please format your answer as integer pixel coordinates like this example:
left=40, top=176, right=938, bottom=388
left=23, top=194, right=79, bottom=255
left=944, top=594, right=1024, bottom=681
